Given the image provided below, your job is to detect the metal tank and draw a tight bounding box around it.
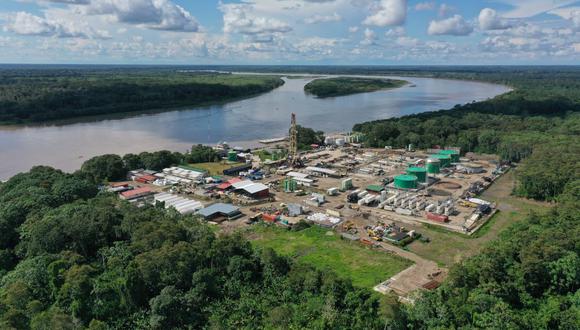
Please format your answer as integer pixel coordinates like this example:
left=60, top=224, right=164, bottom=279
left=407, top=167, right=427, bottom=183
left=426, top=158, right=441, bottom=174
left=394, top=175, right=418, bottom=189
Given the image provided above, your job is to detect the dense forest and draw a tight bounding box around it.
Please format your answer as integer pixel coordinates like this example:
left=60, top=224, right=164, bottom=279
left=0, top=167, right=386, bottom=329
left=0, top=68, right=283, bottom=123
left=79, top=144, right=219, bottom=183
left=304, top=77, right=406, bottom=98
left=296, top=125, right=325, bottom=149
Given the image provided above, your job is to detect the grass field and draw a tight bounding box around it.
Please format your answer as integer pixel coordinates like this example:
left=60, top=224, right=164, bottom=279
left=192, top=162, right=245, bottom=176
left=407, top=170, right=552, bottom=266
left=248, top=225, right=413, bottom=288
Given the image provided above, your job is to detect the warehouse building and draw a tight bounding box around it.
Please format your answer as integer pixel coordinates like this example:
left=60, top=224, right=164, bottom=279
left=231, top=180, right=270, bottom=199
left=120, top=187, right=154, bottom=201
left=153, top=192, right=203, bottom=215
left=197, top=203, right=242, bottom=221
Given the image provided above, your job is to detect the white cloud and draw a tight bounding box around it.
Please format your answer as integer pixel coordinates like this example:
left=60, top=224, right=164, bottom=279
left=79, top=0, right=199, bottom=32
left=363, top=0, right=407, bottom=27
left=220, top=3, right=292, bottom=35
left=42, top=0, right=90, bottom=3
left=361, top=27, right=376, bottom=45
left=294, top=37, right=340, bottom=56
left=348, top=26, right=359, bottom=33
left=3, top=11, right=109, bottom=39
left=304, top=13, right=342, bottom=24
left=414, top=2, right=434, bottom=11
left=428, top=15, right=473, bottom=36
left=385, top=26, right=405, bottom=37
left=438, top=4, right=455, bottom=17
left=396, top=36, right=419, bottom=47
left=497, top=0, right=578, bottom=18
left=549, top=7, right=580, bottom=30
left=479, top=8, right=511, bottom=30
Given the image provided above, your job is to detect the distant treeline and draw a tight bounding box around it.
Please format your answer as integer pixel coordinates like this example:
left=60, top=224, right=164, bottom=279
left=352, top=69, right=580, bottom=201
left=0, top=69, right=283, bottom=123
left=304, top=77, right=406, bottom=98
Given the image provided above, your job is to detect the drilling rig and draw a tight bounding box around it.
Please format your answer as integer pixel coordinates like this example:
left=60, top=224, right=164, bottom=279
left=288, top=113, right=299, bottom=166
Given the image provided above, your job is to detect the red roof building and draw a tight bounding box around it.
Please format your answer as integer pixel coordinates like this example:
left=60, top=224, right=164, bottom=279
left=216, top=177, right=243, bottom=190
left=135, top=174, right=157, bottom=183
left=120, top=187, right=153, bottom=200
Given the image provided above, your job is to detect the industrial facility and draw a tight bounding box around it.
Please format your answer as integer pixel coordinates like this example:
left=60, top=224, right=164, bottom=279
left=102, top=114, right=512, bottom=304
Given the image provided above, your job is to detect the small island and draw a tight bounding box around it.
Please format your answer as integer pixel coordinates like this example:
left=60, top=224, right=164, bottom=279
left=304, top=77, right=408, bottom=98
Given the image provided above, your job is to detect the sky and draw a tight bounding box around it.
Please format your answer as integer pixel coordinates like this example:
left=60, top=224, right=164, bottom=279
left=0, top=0, right=578, bottom=65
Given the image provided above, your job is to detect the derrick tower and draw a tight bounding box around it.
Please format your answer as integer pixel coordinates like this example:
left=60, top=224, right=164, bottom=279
left=289, top=113, right=298, bottom=165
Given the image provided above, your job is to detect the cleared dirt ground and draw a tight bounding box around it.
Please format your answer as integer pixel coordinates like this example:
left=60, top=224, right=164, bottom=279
left=407, top=170, right=552, bottom=266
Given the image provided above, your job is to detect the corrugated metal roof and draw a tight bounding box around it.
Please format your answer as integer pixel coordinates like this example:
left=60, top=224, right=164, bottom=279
left=231, top=180, right=253, bottom=189
left=306, top=166, right=337, bottom=175
left=120, top=187, right=152, bottom=198
left=197, top=203, right=240, bottom=217
left=287, top=171, right=309, bottom=179
left=242, top=183, right=269, bottom=194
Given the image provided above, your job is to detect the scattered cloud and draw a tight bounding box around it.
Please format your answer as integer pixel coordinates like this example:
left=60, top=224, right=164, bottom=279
left=79, top=0, right=200, bottom=32
left=414, top=2, right=435, bottom=11
left=385, top=26, right=405, bottom=37
left=0, top=0, right=578, bottom=64
left=304, top=13, right=342, bottom=24
left=479, top=8, right=511, bottom=30
left=41, top=0, right=90, bottom=4
left=220, top=3, right=292, bottom=35
left=363, top=0, right=407, bottom=27
left=361, top=27, right=377, bottom=45
left=497, top=0, right=578, bottom=18
left=3, top=11, right=109, bottom=39
left=549, top=7, right=580, bottom=30
left=428, top=15, right=473, bottom=36
left=438, top=4, right=455, bottom=18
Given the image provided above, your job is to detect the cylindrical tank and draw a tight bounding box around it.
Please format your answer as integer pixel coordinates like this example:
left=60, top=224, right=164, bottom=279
left=341, top=178, right=353, bottom=190
left=407, top=167, right=427, bottom=182
left=394, top=174, right=417, bottom=189
left=430, top=154, right=451, bottom=168
left=228, top=150, right=237, bottom=162
left=284, top=178, right=297, bottom=192
left=335, top=138, right=345, bottom=147
left=426, top=158, right=441, bottom=174
left=438, top=150, right=460, bottom=163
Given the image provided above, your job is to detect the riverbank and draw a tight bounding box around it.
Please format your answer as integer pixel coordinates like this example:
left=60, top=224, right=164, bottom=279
left=0, top=71, right=284, bottom=125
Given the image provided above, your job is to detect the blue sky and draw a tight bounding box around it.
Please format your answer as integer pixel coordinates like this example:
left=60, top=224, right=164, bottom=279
left=0, top=0, right=578, bottom=65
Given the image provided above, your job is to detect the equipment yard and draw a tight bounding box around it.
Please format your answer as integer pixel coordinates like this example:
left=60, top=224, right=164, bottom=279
left=106, top=126, right=524, bottom=300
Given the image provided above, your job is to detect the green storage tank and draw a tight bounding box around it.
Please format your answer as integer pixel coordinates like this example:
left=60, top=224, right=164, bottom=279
left=430, top=154, right=451, bottom=168
left=407, top=167, right=427, bottom=183
left=438, top=150, right=460, bottom=163
left=283, top=178, right=297, bottom=192
left=227, top=150, right=237, bottom=162
left=426, top=158, right=441, bottom=174
left=394, top=175, right=417, bottom=189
